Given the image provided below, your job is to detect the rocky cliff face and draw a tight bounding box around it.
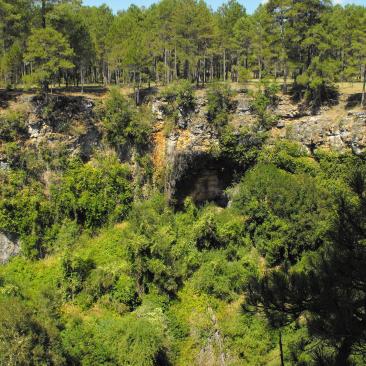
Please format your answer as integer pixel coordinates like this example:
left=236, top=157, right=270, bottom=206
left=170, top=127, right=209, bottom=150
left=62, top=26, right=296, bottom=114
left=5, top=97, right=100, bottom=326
left=0, top=94, right=101, bottom=169
left=1, top=94, right=102, bottom=263
left=268, top=94, right=366, bottom=155
left=279, top=111, right=366, bottom=155
left=152, top=96, right=233, bottom=207
left=28, top=94, right=101, bottom=160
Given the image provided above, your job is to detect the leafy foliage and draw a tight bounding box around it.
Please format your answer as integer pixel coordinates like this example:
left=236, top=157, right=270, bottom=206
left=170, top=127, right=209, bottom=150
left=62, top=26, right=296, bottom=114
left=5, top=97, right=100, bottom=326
left=0, top=109, right=28, bottom=142
left=232, top=163, right=330, bottom=265
left=102, top=88, right=152, bottom=150
left=51, top=155, right=132, bottom=229
left=250, top=80, right=280, bottom=129
left=246, top=165, right=366, bottom=364
left=0, top=296, right=65, bottom=365
left=207, top=83, right=234, bottom=126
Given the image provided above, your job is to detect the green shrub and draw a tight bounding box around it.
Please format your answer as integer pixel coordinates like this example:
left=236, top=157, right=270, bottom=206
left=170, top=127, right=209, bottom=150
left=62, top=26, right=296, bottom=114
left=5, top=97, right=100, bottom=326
left=102, top=88, right=152, bottom=150
left=161, top=80, right=195, bottom=112
left=0, top=109, right=28, bottom=142
left=112, top=274, right=139, bottom=308
left=0, top=296, right=65, bottom=365
left=52, top=154, right=132, bottom=229
left=60, top=254, right=95, bottom=300
left=0, top=151, right=132, bottom=258
left=232, top=164, right=330, bottom=265
left=207, top=83, right=234, bottom=126
left=219, top=125, right=266, bottom=174
left=125, top=194, right=200, bottom=296
left=61, top=305, right=168, bottom=366
left=237, top=66, right=251, bottom=87
left=192, top=251, right=257, bottom=301
left=249, top=81, right=279, bottom=130
left=258, top=140, right=319, bottom=175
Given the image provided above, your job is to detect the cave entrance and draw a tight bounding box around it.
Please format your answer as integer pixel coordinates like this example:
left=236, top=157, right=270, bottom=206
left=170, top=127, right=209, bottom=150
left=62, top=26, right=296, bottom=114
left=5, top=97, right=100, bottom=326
left=171, top=153, right=235, bottom=209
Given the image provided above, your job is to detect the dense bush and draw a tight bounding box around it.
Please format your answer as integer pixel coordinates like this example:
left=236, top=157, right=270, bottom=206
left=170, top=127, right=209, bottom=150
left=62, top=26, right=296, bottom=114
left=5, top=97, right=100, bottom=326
left=161, top=80, right=195, bottom=112
left=250, top=79, right=279, bottom=130
left=232, top=163, right=330, bottom=265
left=102, top=88, right=152, bottom=151
left=61, top=254, right=95, bottom=300
left=0, top=109, right=28, bottom=142
left=52, top=154, right=132, bottom=229
left=219, top=125, right=266, bottom=176
left=0, top=296, right=65, bottom=365
left=207, top=83, right=234, bottom=126
left=61, top=306, right=168, bottom=366
left=258, top=140, right=319, bottom=175
left=125, top=194, right=198, bottom=296
left=0, top=153, right=132, bottom=258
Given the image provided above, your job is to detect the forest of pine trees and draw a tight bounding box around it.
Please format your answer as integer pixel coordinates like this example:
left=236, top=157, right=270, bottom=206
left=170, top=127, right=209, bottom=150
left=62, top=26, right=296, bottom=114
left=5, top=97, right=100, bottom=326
left=1, top=0, right=366, bottom=104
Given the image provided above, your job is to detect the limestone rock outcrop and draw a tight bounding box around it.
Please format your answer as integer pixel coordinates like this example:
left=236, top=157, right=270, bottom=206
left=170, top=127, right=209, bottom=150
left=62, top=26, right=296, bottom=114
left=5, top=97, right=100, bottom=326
left=0, top=232, right=20, bottom=264
left=276, top=111, right=366, bottom=155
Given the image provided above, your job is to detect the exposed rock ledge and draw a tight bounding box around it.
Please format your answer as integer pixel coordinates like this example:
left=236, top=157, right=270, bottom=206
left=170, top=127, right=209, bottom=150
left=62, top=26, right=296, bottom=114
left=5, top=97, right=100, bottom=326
left=275, top=111, right=366, bottom=155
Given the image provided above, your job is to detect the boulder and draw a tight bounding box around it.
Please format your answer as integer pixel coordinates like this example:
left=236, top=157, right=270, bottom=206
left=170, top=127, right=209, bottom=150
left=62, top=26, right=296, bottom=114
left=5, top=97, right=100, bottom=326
left=0, top=232, right=20, bottom=264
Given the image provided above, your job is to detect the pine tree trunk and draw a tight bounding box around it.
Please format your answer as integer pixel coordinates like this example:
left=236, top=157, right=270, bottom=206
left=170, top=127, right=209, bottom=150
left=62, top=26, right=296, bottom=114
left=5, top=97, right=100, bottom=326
left=174, top=46, right=177, bottom=80
left=196, top=59, right=200, bottom=86
left=274, top=63, right=277, bottom=80
left=81, top=66, right=84, bottom=93
left=283, top=62, right=288, bottom=93
left=334, top=338, right=352, bottom=366
left=41, top=0, right=46, bottom=28
left=107, top=65, right=111, bottom=84
left=135, top=71, right=141, bottom=105
left=279, top=331, right=284, bottom=366
left=223, top=49, right=226, bottom=81
left=258, top=58, right=262, bottom=80
left=164, top=48, right=168, bottom=84
left=210, top=55, right=214, bottom=81
left=361, top=64, right=366, bottom=107
left=203, top=54, right=206, bottom=86
left=155, top=57, right=159, bottom=85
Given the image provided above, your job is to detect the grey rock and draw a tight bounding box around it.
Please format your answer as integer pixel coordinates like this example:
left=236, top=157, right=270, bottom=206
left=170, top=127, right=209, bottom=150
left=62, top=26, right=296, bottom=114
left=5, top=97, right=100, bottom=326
left=349, top=111, right=366, bottom=118
left=28, top=121, right=43, bottom=138
left=168, top=131, right=179, bottom=141
left=0, top=232, right=20, bottom=264
left=177, top=117, right=187, bottom=129
left=285, top=112, right=366, bottom=154
left=0, top=161, right=9, bottom=170
left=274, top=95, right=308, bottom=119
left=277, top=120, right=285, bottom=128
left=236, top=99, right=251, bottom=115
left=151, top=100, right=166, bottom=120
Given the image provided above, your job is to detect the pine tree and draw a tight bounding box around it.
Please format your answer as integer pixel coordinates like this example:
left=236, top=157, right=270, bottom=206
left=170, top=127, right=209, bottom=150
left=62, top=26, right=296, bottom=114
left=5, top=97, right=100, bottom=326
left=48, top=2, right=94, bottom=89
left=246, top=166, right=366, bottom=365
left=24, top=27, right=74, bottom=92
left=217, top=0, right=246, bottom=81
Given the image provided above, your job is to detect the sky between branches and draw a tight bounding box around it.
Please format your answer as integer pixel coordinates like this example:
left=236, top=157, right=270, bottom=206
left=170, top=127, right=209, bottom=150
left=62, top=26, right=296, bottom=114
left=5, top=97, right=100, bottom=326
left=83, top=0, right=366, bottom=14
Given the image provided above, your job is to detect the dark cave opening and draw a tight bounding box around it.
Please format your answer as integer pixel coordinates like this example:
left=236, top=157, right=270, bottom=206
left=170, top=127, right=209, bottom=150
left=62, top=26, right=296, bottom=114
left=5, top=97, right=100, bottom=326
left=170, top=153, right=236, bottom=209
